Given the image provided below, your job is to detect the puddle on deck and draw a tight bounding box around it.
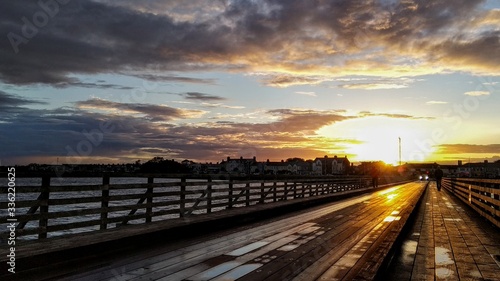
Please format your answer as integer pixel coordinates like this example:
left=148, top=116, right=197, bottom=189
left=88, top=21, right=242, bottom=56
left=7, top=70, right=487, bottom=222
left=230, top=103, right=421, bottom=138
left=435, top=247, right=455, bottom=279
left=211, top=263, right=262, bottom=281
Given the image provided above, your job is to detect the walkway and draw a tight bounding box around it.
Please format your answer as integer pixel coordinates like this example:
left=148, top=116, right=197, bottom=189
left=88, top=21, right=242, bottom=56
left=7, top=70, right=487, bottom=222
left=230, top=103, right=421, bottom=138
left=59, top=182, right=426, bottom=281
left=385, top=181, right=500, bottom=281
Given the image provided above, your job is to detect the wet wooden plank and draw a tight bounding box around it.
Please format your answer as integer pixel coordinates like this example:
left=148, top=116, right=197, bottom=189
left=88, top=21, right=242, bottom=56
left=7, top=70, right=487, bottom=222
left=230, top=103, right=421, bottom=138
left=64, top=192, right=379, bottom=281
left=385, top=181, right=500, bottom=281
left=225, top=183, right=425, bottom=281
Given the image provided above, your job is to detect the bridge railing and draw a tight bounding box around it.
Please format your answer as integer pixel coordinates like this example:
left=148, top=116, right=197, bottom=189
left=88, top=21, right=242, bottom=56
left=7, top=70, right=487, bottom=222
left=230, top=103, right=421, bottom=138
left=442, top=178, right=500, bottom=228
left=1, top=175, right=380, bottom=241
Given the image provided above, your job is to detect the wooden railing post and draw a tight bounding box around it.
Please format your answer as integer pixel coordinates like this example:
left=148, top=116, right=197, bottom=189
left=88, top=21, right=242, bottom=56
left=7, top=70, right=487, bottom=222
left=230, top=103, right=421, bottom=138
left=100, top=175, right=110, bottom=230
left=228, top=179, right=233, bottom=209
left=293, top=181, right=297, bottom=198
left=180, top=177, right=186, bottom=218
left=39, top=176, right=50, bottom=239
left=260, top=182, right=265, bottom=203
left=146, top=177, right=154, bottom=223
left=207, top=177, right=212, bottom=214
left=273, top=181, right=277, bottom=202
left=283, top=181, right=288, bottom=200
left=246, top=182, right=250, bottom=206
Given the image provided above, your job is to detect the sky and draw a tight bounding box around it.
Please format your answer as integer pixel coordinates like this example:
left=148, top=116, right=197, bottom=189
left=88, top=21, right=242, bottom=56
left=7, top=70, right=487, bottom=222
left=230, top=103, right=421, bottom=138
left=1, top=0, right=499, bottom=166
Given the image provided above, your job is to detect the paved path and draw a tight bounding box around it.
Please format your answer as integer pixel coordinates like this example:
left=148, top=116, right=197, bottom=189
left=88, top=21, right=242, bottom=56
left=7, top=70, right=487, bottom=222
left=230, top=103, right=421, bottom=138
left=385, top=181, right=500, bottom=281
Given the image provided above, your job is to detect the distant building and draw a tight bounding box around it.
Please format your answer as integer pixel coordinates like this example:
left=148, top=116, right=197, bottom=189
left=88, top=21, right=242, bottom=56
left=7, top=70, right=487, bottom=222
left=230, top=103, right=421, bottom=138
left=312, top=155, right=350, bottom=175
left=264, top=160, right=289, bottom=175
left=457, top=160, right=500, bottom=178
left=221, top=156, right=257, bottom=175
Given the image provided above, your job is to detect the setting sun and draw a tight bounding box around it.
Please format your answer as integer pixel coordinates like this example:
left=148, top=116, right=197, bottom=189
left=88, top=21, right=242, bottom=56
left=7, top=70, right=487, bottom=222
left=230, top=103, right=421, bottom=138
left=318, top=117, right=435, bottom=164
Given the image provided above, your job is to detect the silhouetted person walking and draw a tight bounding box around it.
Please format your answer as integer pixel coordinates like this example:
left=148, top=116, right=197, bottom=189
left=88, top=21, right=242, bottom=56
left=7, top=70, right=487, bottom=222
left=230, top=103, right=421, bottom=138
left=434, top=166, right=443, bottom=191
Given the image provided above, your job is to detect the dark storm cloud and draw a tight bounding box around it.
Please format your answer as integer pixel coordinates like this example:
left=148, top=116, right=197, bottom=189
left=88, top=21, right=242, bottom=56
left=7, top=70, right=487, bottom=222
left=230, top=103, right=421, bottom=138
left=430, top=31, right=500, bottom=72
left=0, top=0, right=232, bottom=85
left=0, top=91, right=47, bottom=108
left=1, top=0, right=498, bottom=86
left=54, top=81, right=135, bottom=90
left=0, top=98, right=354, bottom=163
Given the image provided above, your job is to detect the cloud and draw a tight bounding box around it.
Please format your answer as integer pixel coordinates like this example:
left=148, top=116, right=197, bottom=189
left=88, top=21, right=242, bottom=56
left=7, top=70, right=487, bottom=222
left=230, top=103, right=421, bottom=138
left=200, top=103, right=245, bottom=109
left=53, top=81, right=134, bottom=90
left=464, top=91, right=491, bottom=96
left=182, top=92, right=226, bottom=101
left=0, top=99, right=356, bottom=164
left=429, top=31, right=500, bottom=74
left=92, top=0, right=227, bottom=22
left=0, top=93, right=451, bottom=165
left=337, top=77, right=418, bottom=90
left=436, top=144, right=500, bottom=154
left=426, top=100, right=448, bottom=105
left=265, top=109, right=350, bottom=133
left=339, top=83, right=408, bottom=90
left=261, top=75, right=333, bottom=88
left=134, top=74, right=216, bottom=85
left=295, top=91, right=317, bottom=97
left=0, top=91, right=47, bottom=108
left=2, top=0, right=497, bottom=86
left=75, top=98, right=206, bottom=121
left=358, top=111, right=434, bottom=120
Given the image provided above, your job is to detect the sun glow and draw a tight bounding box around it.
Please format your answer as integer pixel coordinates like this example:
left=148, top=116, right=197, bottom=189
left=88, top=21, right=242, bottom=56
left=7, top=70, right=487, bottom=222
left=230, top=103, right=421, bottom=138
left=318, top=117, right=434, bottom=164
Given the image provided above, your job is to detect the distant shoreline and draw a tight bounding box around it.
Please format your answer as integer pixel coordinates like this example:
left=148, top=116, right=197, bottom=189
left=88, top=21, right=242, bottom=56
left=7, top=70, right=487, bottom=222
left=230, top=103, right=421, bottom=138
left=0, top=171, right=368, bottom=181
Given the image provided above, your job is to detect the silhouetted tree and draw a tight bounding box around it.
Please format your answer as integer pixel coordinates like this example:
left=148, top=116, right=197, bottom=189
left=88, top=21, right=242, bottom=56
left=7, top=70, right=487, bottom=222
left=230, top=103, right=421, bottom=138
left=286, top=157, right=305, bottom=162
left=139, top=157, right=189, bottom=173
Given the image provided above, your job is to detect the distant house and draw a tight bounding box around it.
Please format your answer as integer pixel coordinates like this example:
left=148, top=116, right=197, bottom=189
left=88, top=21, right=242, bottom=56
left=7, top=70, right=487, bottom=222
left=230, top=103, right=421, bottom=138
left=264, top=160, right=290, bottom=175
left=312, top=155, right=350, bottom=175
left=181, top=160, right=201, bottom=174
left=262, top=159, right=312, bottom=175
left=221, top=156, right=257, bottom=175
left=457, top=160, right=500, bottom=178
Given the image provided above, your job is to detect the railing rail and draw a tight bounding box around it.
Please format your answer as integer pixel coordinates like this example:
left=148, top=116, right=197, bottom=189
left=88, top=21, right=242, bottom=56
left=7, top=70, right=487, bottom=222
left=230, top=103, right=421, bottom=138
left=0, top=175, right=403, bottom=240
left=442, top=178, right=500, bottom=228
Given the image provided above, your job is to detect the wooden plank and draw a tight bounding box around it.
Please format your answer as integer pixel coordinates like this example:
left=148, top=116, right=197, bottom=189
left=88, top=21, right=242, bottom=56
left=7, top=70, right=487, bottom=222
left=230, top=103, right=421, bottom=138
left=60, top=189, right=381, bottom=281
left=239, top=183, right=425, bottom=281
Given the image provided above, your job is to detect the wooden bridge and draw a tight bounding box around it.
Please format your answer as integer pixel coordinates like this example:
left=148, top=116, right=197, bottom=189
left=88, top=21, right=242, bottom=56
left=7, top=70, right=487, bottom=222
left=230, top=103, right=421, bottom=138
left=1, top=176, right=499, bottom=280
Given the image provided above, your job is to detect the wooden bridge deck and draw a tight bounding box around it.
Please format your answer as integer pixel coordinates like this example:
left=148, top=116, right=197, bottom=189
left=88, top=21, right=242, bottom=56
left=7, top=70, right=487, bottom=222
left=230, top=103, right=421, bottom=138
left=57, top=181, right=427, bottom=281
left=384, top=181, right=500, bottom=281
left=4, top=180, right=499, bottom=280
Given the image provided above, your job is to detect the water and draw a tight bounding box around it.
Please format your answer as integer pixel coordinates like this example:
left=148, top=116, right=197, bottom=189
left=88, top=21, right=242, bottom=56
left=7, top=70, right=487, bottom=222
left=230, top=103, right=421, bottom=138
left=0, top=177, right=281, bottom=240
left=0, top=177, right=212, bottom=239
left=1, top=177, right=361, bottom=240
